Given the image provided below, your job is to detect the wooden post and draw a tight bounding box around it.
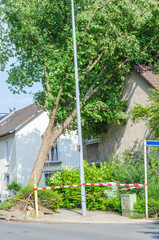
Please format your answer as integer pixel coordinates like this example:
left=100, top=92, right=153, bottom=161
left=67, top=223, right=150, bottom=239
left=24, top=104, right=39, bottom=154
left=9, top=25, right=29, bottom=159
left=34, top=184, right=39, bottom=218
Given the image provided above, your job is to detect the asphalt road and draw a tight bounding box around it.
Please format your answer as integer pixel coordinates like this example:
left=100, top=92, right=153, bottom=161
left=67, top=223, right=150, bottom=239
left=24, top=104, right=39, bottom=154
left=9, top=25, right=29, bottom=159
left=0, top=221, right=159, bottom=240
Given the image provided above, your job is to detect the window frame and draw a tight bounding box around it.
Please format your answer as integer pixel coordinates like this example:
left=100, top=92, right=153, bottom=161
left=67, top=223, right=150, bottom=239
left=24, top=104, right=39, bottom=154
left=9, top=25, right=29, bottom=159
left=46, top=142, right=59, bottom=163
left=85, top=136, right=99, bottom=145
left=4, top=141, right=10, bottom=166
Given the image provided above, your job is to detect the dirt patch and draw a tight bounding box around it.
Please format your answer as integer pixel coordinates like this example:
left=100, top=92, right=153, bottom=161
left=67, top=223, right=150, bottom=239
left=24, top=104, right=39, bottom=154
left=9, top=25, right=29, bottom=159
left=3, top=201, right=54, bottom=217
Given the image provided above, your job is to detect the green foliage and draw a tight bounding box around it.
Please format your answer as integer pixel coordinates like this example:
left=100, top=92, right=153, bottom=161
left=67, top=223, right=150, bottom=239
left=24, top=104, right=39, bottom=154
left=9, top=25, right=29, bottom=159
left=0, top=199, right=17, bottom=210
left=134, top=198, right=159, bottom=218
left=46, top=144, right=159, bottom=216
left=131, top=89, right=159, bottom=138
left=0, top=0, right=158, bottom=136
left=0, top=185, right=61, bottom=212
left=0, top=186, right=34, bottom=211
left=131, top=212, right=145, bottom=219
left=133, top=183, right=159, bottom=217
left=149, top=147, right=159, bottom=180
left=7, top=180, right=22, bottom=192
left=17, top=185, right=61, bottom=211
left=37, top=189, right=61, bottom=212
left=47, top=144, right=154, bottom=212
left=16, top=185, right=34, bottom=199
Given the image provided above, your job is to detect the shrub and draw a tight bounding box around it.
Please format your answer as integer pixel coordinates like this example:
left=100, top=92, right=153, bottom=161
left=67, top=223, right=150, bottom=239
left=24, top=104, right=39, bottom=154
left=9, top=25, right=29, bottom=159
left=47, top=143, right=157, bottom=214
left=7, top=180, right=22, bottom=192
left=0, top=185, right=34, bottom=210
left=0, top=185, right=61, bottom=212
left=134, top=182, right=159, bottom=217
left=16, top=185, right=34, bottom=199
left=0, top=199, right=17, bottom=210
left=38, top=189, right=61, bottom=212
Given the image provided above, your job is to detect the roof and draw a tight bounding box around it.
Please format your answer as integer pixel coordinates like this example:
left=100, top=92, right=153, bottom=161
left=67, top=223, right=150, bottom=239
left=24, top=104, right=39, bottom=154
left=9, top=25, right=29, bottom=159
left=134, top=64, right=159, bottom=91
left=0, top=103, right=42, bottom=138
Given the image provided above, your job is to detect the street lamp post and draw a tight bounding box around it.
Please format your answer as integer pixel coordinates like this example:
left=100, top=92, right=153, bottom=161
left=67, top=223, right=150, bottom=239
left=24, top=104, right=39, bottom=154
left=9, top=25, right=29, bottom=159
left=71, top=0, right=87, bottom=216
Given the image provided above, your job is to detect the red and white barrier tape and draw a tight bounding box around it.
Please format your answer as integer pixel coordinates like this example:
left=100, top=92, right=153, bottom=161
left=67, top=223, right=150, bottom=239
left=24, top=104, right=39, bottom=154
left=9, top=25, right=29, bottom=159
left=1, top=184, right=146, bottom=203
left=34, top=184, right=83, bottom=191
left=85, top=183, right=146, bottom=187
left=36, top=185, right=146, bottom=203
left=34, top=183, right=146, bottom=191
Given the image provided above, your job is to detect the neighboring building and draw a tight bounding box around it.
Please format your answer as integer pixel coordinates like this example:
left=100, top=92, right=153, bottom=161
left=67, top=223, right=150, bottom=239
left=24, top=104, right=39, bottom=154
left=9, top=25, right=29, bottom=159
left=83, top=65, right=159, bottom=164
left=0, top=104, right=79, bottom=198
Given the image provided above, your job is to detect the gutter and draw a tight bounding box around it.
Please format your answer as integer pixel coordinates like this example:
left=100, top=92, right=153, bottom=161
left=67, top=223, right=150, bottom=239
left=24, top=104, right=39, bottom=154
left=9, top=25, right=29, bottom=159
left=0, top=130, right=15, bottom=138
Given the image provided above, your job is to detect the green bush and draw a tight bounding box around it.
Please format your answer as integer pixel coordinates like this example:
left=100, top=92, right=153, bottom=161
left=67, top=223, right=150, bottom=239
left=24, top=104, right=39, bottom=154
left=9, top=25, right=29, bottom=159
left=7, top=180, right=22, bottom=192
left=0, top=185, right=34, bottom=210
left=38, top=189, right=61, bottom=212
left=46, top=144, right=157, bottom=215
left=134, top=183, right=159, bottom=218
left=134, top=198, right=159, bottom=218
left=16, top=185, right=34, bottom=199
left=0, top=199, right=17, bottom=210
left=0, top=185, right=61, bottom=212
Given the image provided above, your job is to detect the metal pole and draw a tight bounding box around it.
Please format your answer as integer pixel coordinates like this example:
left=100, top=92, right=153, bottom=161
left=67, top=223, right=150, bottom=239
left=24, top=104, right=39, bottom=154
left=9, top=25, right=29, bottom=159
left=71, top=0, right=86, bottom=216
left=144, top=140, right=148, bottom=218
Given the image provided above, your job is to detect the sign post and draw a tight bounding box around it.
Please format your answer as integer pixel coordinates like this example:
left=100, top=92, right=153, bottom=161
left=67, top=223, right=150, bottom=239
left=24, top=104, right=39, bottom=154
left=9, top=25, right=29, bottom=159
left=144, top=140, right=159, bottom=219
left=144, top=140, right=148, bottom=218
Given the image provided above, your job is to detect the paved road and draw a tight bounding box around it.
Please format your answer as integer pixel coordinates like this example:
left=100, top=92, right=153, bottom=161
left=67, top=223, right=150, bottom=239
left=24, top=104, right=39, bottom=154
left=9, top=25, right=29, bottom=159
left=0, top=221, right=159, bottom=240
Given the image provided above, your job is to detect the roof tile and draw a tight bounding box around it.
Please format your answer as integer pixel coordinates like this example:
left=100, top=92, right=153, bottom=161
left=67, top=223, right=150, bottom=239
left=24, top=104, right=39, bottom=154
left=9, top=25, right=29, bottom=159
left=134, top=64, right=159, bottom=91
left=0, top=103, right=42, bottom=137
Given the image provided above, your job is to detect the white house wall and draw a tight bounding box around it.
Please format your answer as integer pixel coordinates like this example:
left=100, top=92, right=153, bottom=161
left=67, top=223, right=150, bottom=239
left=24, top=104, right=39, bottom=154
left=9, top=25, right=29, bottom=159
left=0, top=135, right=16, bottom=197
left=42, top=131, right=79, bottom=185
left=15, top=111, right=49, bottom=186
left=0, top=108, right=81, bottom=192
left=58, top=132, right=79, bottom=168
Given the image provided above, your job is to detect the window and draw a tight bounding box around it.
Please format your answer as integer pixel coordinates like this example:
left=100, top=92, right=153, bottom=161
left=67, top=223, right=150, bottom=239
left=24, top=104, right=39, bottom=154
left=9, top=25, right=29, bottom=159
left=85, top=136, right=99, bottom=145
left=47, top=142, right=58, bottom=162
left=5, top=141, right=9, bottom=165
left=5, top=174, right=10, bottom=185
left=44, top=171, right=53, bottom=179
left=44, top=171, right=53, bottom=185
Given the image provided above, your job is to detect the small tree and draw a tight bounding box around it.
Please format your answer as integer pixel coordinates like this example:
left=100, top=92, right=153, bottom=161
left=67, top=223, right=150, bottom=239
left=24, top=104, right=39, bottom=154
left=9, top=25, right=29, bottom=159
left=131, top=89, right=159, bottom=138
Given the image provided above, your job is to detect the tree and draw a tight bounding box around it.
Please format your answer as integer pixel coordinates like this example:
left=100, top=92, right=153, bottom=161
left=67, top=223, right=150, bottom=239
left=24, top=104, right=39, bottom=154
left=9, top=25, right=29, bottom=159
left=0, top=0, right=158, bottom=185
left=131, top=89, right=159, bottom=138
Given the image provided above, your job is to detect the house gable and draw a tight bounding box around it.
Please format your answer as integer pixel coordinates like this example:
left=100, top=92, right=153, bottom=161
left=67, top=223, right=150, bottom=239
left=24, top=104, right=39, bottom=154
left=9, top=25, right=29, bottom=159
left=134, top=65, right=159, bottom=91
left=0, top=103, right=42, bottom=138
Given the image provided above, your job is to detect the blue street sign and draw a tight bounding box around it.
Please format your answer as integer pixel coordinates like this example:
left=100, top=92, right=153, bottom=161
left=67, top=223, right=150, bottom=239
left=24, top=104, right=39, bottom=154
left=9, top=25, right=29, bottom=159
left=146, top=140, right=159, bottom=146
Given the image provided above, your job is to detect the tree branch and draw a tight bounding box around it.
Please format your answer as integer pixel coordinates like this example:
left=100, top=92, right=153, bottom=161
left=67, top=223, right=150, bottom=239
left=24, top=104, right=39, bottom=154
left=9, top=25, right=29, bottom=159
left=84, top=59, right=129, bottom=102
left=43, top=63, right=51, bottom=93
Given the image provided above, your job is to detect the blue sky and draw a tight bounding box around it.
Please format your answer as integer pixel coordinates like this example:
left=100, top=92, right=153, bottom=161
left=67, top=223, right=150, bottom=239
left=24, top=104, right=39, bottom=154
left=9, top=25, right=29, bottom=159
left=0, top=62, right=42, bottom=114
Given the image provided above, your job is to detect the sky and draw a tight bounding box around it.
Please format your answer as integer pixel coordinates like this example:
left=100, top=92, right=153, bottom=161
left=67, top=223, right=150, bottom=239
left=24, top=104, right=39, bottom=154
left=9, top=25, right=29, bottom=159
left=0, top=61, right=42, bottom=114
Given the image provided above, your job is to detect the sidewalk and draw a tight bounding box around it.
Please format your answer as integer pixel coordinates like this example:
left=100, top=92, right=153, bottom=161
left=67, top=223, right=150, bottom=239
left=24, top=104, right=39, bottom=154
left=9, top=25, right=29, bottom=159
left=1, top=208, right=159, bottom=224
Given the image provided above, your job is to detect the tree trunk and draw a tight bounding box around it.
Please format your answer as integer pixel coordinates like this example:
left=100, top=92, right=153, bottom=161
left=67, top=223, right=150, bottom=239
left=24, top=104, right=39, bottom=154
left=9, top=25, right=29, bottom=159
left=28, top=109, right=77, bottom=185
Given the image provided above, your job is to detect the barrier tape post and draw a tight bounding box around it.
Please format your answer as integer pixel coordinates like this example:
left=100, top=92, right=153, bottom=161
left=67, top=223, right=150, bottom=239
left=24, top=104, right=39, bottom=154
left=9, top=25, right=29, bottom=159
left=34, top=184, right=39, bottom=218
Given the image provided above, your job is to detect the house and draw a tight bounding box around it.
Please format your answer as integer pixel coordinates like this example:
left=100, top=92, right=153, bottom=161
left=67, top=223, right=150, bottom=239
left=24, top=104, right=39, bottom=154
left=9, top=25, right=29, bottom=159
left=83, top=65, right=159, bottom=164
left=0, top=104, right=79, bottom=198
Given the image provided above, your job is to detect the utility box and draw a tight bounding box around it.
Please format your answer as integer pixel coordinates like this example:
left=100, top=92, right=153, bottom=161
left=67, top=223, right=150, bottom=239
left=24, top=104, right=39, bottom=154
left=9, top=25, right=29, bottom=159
left=121, top=194, right=136, bottom=217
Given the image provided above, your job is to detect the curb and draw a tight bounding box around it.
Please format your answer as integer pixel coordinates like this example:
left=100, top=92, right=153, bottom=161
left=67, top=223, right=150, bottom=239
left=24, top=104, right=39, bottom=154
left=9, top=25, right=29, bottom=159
left=1, top=216, right=159, bottom=225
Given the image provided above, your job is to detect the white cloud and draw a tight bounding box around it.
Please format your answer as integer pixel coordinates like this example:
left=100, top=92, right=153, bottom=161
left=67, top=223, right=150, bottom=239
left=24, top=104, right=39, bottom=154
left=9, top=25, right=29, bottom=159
left=0, top=98, right=13, bottom=106
left=18, top=97, right=33, bottom=105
